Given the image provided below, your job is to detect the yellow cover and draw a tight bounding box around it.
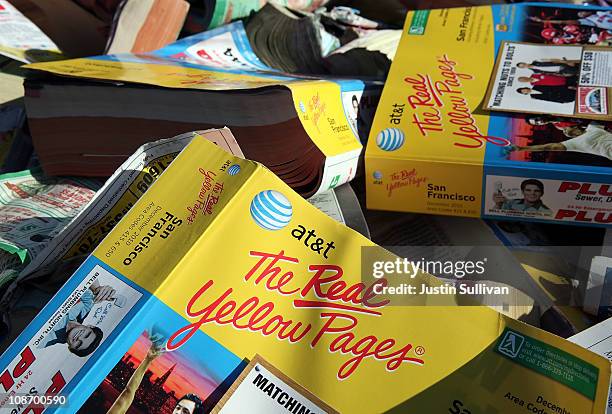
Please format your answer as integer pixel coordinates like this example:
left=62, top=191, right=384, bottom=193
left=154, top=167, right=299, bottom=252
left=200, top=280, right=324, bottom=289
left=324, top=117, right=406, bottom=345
left=1, top=133, right=609, bottom=413
left=365, top=4, right=612, bottom=228
left=94, top=139, right=610, bottom=413
left=366, top=7, right=494, bottom=217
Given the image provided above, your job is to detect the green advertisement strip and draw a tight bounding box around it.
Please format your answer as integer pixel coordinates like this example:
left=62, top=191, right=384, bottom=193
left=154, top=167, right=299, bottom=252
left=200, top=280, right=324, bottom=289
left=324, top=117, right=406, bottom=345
left=408, top=10, right=429, bottom=35
left=495, top=328, right=599, bottom=400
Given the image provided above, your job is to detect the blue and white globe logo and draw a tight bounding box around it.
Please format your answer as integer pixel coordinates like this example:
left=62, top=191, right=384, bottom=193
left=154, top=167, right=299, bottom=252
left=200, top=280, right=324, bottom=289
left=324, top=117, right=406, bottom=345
left=376, top=128, right=405, bottom=151
left=299, top=101, right=306, bottom=114
left=373, top=170, right=383, bottom=180
left=250, top=190, right=292, bottom=231
left=227, top=164, right=241, bottom=176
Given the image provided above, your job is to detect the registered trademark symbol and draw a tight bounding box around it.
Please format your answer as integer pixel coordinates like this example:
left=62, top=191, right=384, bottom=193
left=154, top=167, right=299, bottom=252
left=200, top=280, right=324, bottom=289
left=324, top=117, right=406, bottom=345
left=415, top=346, right=425, bottom=356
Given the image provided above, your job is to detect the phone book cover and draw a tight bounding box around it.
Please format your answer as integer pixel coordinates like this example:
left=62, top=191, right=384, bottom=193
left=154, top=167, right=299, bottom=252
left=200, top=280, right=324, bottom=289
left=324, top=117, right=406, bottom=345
left=366, top=2, right=612, bottom=227
left=0, top=136, right=609, bottom=413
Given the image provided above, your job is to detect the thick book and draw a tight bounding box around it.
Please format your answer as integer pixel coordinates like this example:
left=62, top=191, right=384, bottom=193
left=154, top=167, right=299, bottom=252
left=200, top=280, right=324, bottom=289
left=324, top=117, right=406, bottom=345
left=0, top=135, right=609, bottom=413
left=24, top=21, right=379, bottom=198
left=0, top=129, right=369, bottom=360
left=366, top=2, right=612, bottom=227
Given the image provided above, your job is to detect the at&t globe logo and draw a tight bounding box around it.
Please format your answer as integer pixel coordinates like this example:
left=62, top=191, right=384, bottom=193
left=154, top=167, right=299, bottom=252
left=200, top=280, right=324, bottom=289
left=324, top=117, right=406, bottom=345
left=250, top=190, right=292, bottom=230
left=376, top=128, right=405, bottom=151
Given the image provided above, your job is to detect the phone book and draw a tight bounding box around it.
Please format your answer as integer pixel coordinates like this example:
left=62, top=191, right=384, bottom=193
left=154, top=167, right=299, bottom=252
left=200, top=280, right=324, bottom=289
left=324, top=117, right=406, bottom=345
left=366, top=2, right=612, bottom=227
left=22, top=21, right=379, bottom=198
left=0, top=134, right=609, bottom=413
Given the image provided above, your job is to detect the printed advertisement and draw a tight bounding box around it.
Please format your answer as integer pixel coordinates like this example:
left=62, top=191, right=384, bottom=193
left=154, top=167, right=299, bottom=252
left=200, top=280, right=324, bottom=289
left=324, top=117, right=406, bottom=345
left=77, top=301, right=242, bottom=414
left=165, top=22, right=271, bottom=72
left=485, top=175, right=612, bottom=224
left=0, top=0, right=61, bottom=63
left=0, top=263, right=142, bottom=414
left=0, top=170, right=100, bottom=277
left=213, top=356, right=338, bottom=414
left=485, top=42, right=611, bottom=118
left=341, top=87, right=380, bottom=144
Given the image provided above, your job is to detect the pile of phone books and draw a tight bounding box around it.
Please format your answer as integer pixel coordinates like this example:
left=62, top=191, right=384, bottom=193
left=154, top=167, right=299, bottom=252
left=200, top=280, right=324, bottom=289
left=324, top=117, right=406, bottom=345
left=0, top=1, right=610, bottom=413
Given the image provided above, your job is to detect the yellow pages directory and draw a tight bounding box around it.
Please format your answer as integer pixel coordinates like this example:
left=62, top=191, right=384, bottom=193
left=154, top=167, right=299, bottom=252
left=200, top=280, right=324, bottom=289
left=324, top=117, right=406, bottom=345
left=24, top=21, right=371, bottom=196
left=366, top=3, right=612, bottom=227
left=0, top=133, right=609, bottom=413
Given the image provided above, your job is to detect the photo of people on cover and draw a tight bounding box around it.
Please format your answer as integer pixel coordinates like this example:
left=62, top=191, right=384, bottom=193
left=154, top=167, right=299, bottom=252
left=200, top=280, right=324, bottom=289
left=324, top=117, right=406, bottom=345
left=504, top=115, right=612, bottom=167
left=485, top=173, right=612, bottom=223
left=491, top=178, right=552, bottom=216
left=485, top=176, right=563, bottom=221
left=0, top=265, right=142, bottom=414
left=30, top=267, right=141, bottom=361
left=485, top=4, right=612, bottom=171
left=483, top=5, right=612, bottom=167
left=485, top=41, right=611, bottom=117
left=35, top=278, right=117, bottom=357
left=520, top=5, right=611, bottom=46
left=341, top=89, right=380, bottom=144
left=78, top=328, right=231, bottom=414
